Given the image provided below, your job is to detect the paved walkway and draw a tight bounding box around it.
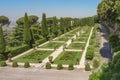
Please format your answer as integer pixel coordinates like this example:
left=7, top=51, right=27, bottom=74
left=79, top=27, right=94, bottom=68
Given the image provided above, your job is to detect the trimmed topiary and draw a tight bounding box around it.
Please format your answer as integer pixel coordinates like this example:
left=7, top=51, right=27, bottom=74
left=0, top=61, right=7, bottom=67
left=85, top=63, right=91, bottom=71
left=57, top=64, right=63, bottom=70
left=45, top=62, right=51, bottom=69
left=24, top=62, right=30, bottom=68
left=12, top=61, right=18, bottom=67
left=68, top=64, right=74, bottom=70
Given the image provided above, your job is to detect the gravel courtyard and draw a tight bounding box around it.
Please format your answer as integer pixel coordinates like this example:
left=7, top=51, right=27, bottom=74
left=0, top=67, right=90, bottom=80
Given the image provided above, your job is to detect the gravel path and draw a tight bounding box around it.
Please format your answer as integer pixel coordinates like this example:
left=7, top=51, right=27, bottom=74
left=100, top=25, right=113, bottom=62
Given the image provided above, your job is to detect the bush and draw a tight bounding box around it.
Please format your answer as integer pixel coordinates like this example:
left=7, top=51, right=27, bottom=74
left=86, top=46, right=94, bottom=60
left=24, top=62, right=30, bottom=68
left=93, top=58, right=100, bottom=69
left=85, top=63, right=91, bottom=71
left=12, top=61, right=18, bottom=67
left=0, top=61, right=7, bottom=67
left=68, top=64, right=74, bottom=70
left=45, top=62, right=51, bottom=69
left=57, top=64, right=63, bottom=70
left=0, top=54, right=5, bottom=61
left=10, top=44, right=30, bottom=57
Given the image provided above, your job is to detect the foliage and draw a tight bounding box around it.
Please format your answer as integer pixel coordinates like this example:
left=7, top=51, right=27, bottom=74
left=41, top=13, right=49, bottom=41
left=0, top=61, right=7, bottom=67
left=85, top=63, right=91, bottom=71
left=24, top=62, right=30, bottom=68
left=93, top=58, right=100, bottom=69
left=109, top=34, right=119, bottom=48
left=10, top=44, right=30, bottom=57
left=16, top=15, right=38, bottom=26
left=23, top=13, right=33, bottom=48
left=12, top=61, right=18, bottom=67
left=0, top=16, right=10, bottom=25
left=68, top=64, right=74, bottom=70
left=45, top=62, right=51, bottom=69
left=14, top=50, right=53, bottom=63
left=52, top=16, right=58, bottom=37
left=0, top=25, right=6, bottom=54
left=0, top=54, right=4, bottom=61
left=86, top=46, right=94, bottom=60
left=57, top=64, right=63, bottom=70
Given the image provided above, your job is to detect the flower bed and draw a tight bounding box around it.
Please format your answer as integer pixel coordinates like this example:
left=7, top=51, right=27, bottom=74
left=40, top=42, right=64, bottom=49
left=14, top=50, right=53, bottom=63
left=54, top=51, right=82, bottom=64
left=68, top=43, right=85, bottom=49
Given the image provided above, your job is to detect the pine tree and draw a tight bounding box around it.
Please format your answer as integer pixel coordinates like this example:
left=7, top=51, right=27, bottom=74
left=23, top=13, right=32, bottom=47
left=0, top=25, right=5, bottom=54
left=52, top=16, right=58, bottom=37
left=41, top=13, right=49, bottom=41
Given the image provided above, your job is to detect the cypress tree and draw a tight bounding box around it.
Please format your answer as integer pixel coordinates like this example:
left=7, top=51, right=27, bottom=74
left=60, top=18, right=64, bottom=34
left=0, top=25, right=5, bottom=54
left=23, top=13, right=32, bottom=47
left=52, top=16, right=58, bottom=37
left=41, top=13, right=49, bottom=41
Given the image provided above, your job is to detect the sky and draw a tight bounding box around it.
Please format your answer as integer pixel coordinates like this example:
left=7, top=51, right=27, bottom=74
left=0, top=0, right=101, bottom=22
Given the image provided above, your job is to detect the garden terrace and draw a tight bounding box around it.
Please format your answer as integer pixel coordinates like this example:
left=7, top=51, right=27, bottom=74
left=53, top=37, right=70, bottom=41
left=39, top=42, right=64, bottom=49
left=14, top=50, right=53, bottom=63
left=67, top=43, right=86, bottom=50
left=54, top=51, right=82, bottom=65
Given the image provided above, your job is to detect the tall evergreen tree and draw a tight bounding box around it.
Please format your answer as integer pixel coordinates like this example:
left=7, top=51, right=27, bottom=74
left=52, top=16, right=58, bottom=37
left=60, top=18, right=64, bottom=34
left=23, top=13, right=32, bottom=47
left=41, top=13, right=49, bottom=41
left=0, top=25, right=6, bottom=54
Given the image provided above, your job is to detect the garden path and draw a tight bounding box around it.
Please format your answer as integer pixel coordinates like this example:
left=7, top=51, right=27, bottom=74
left=79, top=27, right=94, bottom=68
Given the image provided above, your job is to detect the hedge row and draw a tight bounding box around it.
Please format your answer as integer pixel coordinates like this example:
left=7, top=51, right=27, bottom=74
left=10, top=44, right=30, bottom=57
left=85, top=46, right=94, bottom=60
left=46, top=63, right=74, bottom=70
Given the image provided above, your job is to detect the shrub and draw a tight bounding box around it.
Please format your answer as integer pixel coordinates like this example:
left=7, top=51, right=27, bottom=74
left=0, top=54, right=4, bottom=61
left=0, top=61, right=7, bottom=67
left=86, top=46, right=94, bottom=60
left=10, top=44, right=30, bottom=57
left=12, top=61, right=18, bottom=67
left=45, top=62, right=51, bottom=69
left=57, top=64, right=63, bottom=70
left=24, top=62, right=30, bottom=68
left=68, top=64, right=74, bottom=70
left=93, top=58, right=100, bottom=69
left=85, top=63, right=91, bottom=71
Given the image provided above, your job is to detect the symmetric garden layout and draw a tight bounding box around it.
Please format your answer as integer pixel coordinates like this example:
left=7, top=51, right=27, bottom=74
left=12, top=26, right=93, bottom=69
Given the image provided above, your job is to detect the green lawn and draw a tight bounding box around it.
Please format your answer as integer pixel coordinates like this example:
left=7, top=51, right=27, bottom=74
left=68, top=43, right=85, bottom=49
left=40, top=42, right=64, bottom=49
left=54, top=51, right=82, bottom=64
left=14, top=50, right=53, bottom=63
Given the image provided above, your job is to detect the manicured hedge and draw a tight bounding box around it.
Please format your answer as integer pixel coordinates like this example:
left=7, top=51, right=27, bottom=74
left=86, top=46, right=94, bottom=60
left=10, top=44, right=30, bottom=57
left=0, top=61, right=7, bottom=67
left=46, top=62, right=51, bottom=69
